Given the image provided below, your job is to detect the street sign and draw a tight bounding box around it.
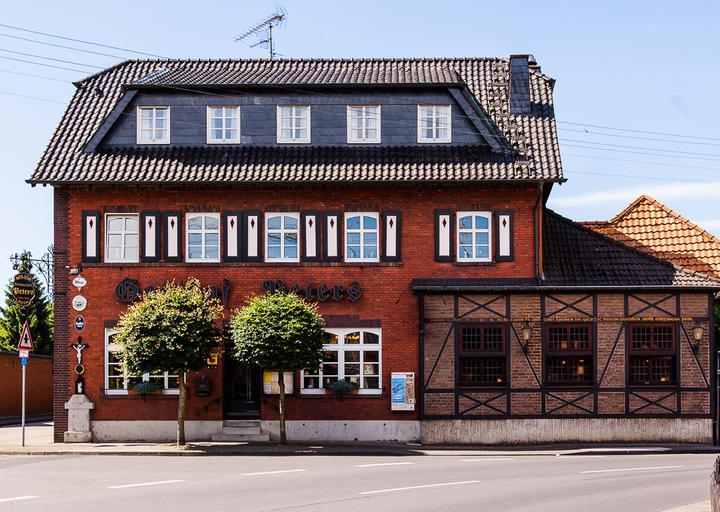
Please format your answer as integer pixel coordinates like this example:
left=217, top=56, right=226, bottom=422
left=18, top=350, right=29, bottom=358
left=72, top=295, right=87, bottom=312
left=72, top=275, right=87, bottom=291
left=17, top=321, right=34, bottom=352
left=11, top=272, right=35, bottom=307
left=20, top=357, right=27, bottom=366
left=74, top=315, right=85, bottom=332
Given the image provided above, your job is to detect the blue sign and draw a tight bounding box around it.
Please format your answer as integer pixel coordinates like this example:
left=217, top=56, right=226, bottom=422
left=20, top=357, right=28, bottom=367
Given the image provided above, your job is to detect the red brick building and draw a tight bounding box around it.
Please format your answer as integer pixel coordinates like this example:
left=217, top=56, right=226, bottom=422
left=29, top=56, right=720, bottom=444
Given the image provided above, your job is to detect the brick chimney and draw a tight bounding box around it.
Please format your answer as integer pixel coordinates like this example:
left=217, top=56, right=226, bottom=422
left=509, top=54, right=532, bottom=114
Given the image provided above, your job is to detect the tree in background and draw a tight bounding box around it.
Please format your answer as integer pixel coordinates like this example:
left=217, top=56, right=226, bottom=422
left=114, top=279, right=222, bottom=446
left=230, top=292, right=326, bottom=444
left=0, top=251, right=53, bottom=355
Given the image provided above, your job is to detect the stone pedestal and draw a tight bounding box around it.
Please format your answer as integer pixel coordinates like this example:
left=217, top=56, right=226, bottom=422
left=64, top=394, right=94, bottom=443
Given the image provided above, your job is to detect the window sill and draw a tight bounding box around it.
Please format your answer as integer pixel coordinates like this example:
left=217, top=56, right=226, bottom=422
left=102, top=390, right=180, bottom=399
left=299, top=389, right=383, bottom=398
left=81, top=261, right=403, bottom=268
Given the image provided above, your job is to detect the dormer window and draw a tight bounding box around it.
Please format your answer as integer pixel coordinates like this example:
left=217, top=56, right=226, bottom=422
left=207, top=106, right=241, bottom=144
left=417, top=105, right=451, bottom=143
left=137, top=106, right=170, bottom=144
left=347, top=105, right=380, bottom=143
left=277, top=105, right=310, bottom=143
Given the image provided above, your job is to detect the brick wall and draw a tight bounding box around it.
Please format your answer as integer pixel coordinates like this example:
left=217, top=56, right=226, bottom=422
left=0, top=354, right=52, bottom=417
left=422, top=292, right=713, bottom=418
left=53, top=187, right=69, bottom=442
left=58, top=183, right=538, bottom=424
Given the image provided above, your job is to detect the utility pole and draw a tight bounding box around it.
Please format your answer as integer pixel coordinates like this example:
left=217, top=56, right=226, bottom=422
left=235, top=8, right=287, bottom=59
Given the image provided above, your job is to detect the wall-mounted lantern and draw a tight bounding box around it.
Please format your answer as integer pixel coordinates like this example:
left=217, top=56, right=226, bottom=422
left=521, top=320, right=533, bottom=352
left=691, top=324, right=704, bottom=353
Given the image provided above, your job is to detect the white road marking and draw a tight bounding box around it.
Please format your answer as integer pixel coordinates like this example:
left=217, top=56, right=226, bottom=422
left=581, top=465, right=683, bottom=474
left=359, top=480, right=480, bottom=495
left=0, top=496, right=38, bottom=503
left=553, top=455, right=608, bottom=459
left=356, top=462, right=416, bottom=467
left=241, top=469, right=308, bottom=476
left=460, top=458, right=513, bottom=462
left=108, top=479, right=185, bottom=489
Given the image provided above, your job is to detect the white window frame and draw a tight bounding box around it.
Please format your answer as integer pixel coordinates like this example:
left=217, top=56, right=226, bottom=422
left=346, top=105, right=381, bottom=144
left=301, top=327, right=382, bottom=395
left=417, top=104, right=452, bottom=143
left=104, top=329, right=179, bottom=395
left=206, top=106, right=241, bottom=144
left=185, top=212, right=221, bottom=263
left=456, top=211, right=493, bottom=262
left=276, top=105, right=311, bottom=143
left=265, top=212, right=300, bottom=263
left=344, top=212, right=380, bottom=263
left=104, top=213, right=139, bottom=263
left=136, top=106, right=170, bottom=145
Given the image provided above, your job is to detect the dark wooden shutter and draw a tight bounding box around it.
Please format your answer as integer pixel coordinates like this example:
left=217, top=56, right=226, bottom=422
left=163, top=211, right=182, bottom=262
left=301, top=211, right=321, bottom=262
left=81, top=211, right=101, bottom=263
left=140, top=211, right=161, bottom=262
left=243, top=210, right=262, bottom=262
left=434, top=209, right=454, bottom=262
left=222, top=211, right=243, bottom=262
left=322, top=211, right=342, bottom=262
left=381, top=210, right=401, bottom=262
left=495, top=210, right=514, bottom=262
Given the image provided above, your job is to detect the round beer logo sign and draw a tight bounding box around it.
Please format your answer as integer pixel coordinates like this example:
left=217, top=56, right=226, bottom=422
left=72, top=295, right=88, bottom=312
left=11, top=272, right=35, bottom=307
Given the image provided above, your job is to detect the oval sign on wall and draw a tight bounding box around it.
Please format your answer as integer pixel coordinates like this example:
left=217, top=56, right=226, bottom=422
left=72, top=276, right=87, bottom=291
left=74, top=315, right=85, bottom=332
left=12, top=272, right=35, bottom=307
left=72, top=295, right=87, bottom=312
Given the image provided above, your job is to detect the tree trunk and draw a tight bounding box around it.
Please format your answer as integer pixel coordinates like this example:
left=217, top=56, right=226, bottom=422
left=177, top=369, right=187, bottom=447
left=277, top=371, right=287, bottom=445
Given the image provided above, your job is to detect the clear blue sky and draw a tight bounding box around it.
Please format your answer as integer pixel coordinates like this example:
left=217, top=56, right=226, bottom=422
left=1, top=0, right=719, bottom=285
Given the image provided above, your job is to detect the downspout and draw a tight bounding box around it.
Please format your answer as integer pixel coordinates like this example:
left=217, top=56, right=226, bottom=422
left=534, top=183, right=544, bottom=282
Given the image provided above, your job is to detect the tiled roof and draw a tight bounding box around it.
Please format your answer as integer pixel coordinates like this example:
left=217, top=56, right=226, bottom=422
left=543, top=209, right=720, bottom=288
left=28, top=57, right=563, bottom=185
left=582, top=195, right=720, bottom=279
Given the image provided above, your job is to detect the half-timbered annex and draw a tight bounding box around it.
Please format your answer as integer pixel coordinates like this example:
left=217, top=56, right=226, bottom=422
left=29, top=55, right=720, bottom=444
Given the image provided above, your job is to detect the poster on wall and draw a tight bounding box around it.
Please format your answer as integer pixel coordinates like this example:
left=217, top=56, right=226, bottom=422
left=391, top=372, right=415, bottom=411
left=262, top=371, right=294, bottom=395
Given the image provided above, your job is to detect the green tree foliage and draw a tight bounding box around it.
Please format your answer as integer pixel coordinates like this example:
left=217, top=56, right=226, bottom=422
left=0, top=251, right=53, bottom=355
left=114, top=278, right=222, bottom=446
left=230, top=292, right=326, bottom=444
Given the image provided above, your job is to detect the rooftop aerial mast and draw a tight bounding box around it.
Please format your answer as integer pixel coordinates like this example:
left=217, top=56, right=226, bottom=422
left=235, top=8, right=287, bottom=59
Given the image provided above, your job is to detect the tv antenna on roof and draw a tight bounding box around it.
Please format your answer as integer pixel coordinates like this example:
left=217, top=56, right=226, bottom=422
left=235, top=7, right=287, bottom=59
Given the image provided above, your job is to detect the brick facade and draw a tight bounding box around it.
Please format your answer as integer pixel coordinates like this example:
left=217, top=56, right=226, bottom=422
left=421, top=292, right=714, bottom=419
left=56, top=183, right=538, bottom=429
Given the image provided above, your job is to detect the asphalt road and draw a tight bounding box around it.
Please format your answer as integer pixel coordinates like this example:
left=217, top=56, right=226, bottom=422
left=0, top=453, right=714, bottom=511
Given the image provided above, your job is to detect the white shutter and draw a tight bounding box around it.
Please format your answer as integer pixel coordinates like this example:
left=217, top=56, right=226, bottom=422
left=82, top=211, right=100, bottom=262
left=223, top=211, right=241, bottom=261
left=323, top=211, right=341, bottom=262
left=435, top=210, right=453, bottom=261
left=244, top=211, right=262, bottom=262
left=382, top=211, right=401, bottom=262
left=164, top=212, right=181, bottom=261
left=496, top=211, right=514, bottom=262
left=302, top=211, right=320, bottom=262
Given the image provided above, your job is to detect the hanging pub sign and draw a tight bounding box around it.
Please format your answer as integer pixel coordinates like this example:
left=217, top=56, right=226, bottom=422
left=262, top=280, right=362, bottom=303
left=11, top=272, right=35, bottom=307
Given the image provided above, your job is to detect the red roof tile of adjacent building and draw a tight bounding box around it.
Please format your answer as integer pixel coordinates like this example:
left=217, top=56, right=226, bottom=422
left=581, top=195, right=720, bottom=279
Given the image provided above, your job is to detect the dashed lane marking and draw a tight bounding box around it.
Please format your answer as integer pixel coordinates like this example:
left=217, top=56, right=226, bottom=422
left=108, top=479, right=185, bottom=489
left=359, top=480, right=480, bottom=495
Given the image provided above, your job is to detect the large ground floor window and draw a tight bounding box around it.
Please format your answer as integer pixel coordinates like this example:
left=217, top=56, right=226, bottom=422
left=104, top=329, right=179, bottom=394
left=301, top=327, right=382, bottom=395
left=628, top=323, right=676, bottom=385
left=458, top=324, right=506, bottom=386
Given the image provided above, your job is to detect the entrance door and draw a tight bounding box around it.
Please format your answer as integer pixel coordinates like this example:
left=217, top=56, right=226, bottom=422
left=224, top=356, right=261, bottom=418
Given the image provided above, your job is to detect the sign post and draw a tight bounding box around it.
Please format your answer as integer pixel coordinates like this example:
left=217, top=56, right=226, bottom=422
left=17, top=321, right=34, bottom=447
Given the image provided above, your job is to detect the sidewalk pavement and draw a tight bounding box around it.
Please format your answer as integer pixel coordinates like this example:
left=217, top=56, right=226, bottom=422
left=1, top=422, right=719, bottom=457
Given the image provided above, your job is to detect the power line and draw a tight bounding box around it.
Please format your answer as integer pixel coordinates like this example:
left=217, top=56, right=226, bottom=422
left=568, top=170, right=710, bottom=183
left=559, top=127, right=720, bottom=147
left=0, top=54, right=89, bottom=73
left=0, top=32, right=124, bottom=59
left=562, top=143, right=720, bottom=162
left=559, top=138, right=720, bottom=158
left=0, top=90, right=65, bottom=104
left=0, top=23, right=166, bottom=58
left=0, top=47, right=103, bottom=69
left=558, top=120, right=720, bottom=142
left=563, top=152, right=720, bottom=172
left=0, top=67, right=71, bottom=82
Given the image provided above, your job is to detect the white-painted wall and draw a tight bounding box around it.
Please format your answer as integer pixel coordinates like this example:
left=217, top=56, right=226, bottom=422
left=261, top=420, right=421, bottom=442
left=91, top=421, right=223, bottom=442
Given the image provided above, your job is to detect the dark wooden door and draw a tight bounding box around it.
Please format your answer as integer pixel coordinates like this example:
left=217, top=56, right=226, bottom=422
left=224, top=356, right=261, bottom=418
